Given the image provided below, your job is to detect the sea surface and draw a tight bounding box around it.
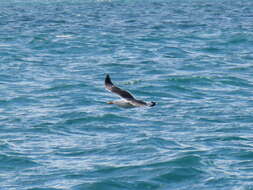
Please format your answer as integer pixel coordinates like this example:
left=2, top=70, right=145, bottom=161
left=1, top=0, right=253, bottom=189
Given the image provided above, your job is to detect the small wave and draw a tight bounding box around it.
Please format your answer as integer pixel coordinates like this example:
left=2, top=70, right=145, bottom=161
left=63, top=113, right=129, bottom=126
left=167, top=75, right=213, bottom=85
left=56, top=35, right=74, bottom=39
left=0, top=154, right=39, bottom=170
left=158, top=46, right=188, bottom=58
left=72, top=180, right=159, bottom=190
left=200, top=47, right=222, bottom=54
left=54, top=148, right=88, bottom=157
left=122, top=79, right=143, bottom=85
left=0, top=44, right=11, bottom=47
left=21, top=57, right=42, bottom=62
left=149, top=154, right=203, bottom=168
left=218, top=76, right=253, bottom=88
left=227, top=33, right=251, bottom=45
left=27, top=188, right=60, bottom=190
left=1, top=96, right=38, bottom=106
left=154, top=167, right=204, bottom=183
left=41, top=83, right=87, bottom=93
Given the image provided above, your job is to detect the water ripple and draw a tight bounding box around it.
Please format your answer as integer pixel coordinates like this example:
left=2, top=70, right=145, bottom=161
left=1, top=0, right=253, bottom=189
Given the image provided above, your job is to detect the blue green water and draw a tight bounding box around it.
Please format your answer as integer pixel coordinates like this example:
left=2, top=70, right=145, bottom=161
left=1, top=0, right=253, bottom=189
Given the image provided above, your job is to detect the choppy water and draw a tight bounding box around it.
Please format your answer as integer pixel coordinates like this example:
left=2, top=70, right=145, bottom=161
left=1, top=0, right=253, bottom=189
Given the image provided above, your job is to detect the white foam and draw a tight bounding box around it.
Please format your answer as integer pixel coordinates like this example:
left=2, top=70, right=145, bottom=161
left=0, top=44, right=11, bottom=47
left=56, top=35, right=74, bottom=39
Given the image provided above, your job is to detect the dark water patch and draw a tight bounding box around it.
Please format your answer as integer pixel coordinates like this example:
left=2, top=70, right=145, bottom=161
left=30, top=122, right=56, bottom=134
left=157, top=47, right=188, bottom=58
left=166, top=75, right=213, bottom=87
left=199, top=47, right=223, bottom=54
left=0, top=154, right=39, bottom=171
left=198, top=117, right=230, bottom=124
left=73, top=180, right=160, bottom=190
left=214, top=125, right=252, bottom=134
left=162, top=85, right=190, bottom=94
left=214, top=136, right=249, bottom=142
left=241, top=54, right=253, bottom=60
left=99, top=62, right=138, bottom=69
left=218, top=76, right=253, bottom=88
left=57, top=111, right=87, bottom=121
left=87, top=164, right=146, bottom=182
left=63, top=113, right=130, bottom=126
left=204, top=177, right=240, bottom=189
left=176, top=21, right=207, bottom=30
left=235, top=150, right=253, bottom=160
left=148, top=154, right=203, bottom=169
left=139, top=137, right=181, bottom=149
left=153, top=167, right=204, bottom=184
left=72, top=181, right=128, bottom=190
left=227, top=33, right=252, bottom=45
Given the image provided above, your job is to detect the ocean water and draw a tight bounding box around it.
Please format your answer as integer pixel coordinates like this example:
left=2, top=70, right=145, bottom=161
left=1, top=0, right=253, bottom=189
